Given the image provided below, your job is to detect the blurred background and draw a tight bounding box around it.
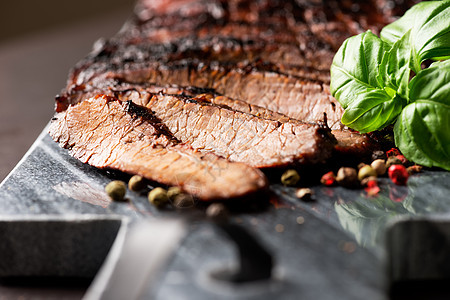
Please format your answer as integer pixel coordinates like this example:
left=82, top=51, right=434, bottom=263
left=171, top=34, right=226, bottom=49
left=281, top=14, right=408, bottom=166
left=0, top=1, right=135, bottom=298
left=0, top=0, right=135, bottom=182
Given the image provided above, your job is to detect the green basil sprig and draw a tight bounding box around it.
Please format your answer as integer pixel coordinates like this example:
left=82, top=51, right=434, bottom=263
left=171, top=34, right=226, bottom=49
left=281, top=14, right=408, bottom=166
left=330, top=0, right=450, bottom=171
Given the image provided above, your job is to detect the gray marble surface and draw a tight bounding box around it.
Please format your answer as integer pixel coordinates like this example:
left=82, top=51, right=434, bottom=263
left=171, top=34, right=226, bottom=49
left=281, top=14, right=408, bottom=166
left=1, top=127, right=449, bottom=299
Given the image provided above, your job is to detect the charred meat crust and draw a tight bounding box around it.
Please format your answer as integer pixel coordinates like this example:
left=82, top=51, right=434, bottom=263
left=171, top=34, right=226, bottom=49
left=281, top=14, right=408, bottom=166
left=131, top=0, right=410, bottom=53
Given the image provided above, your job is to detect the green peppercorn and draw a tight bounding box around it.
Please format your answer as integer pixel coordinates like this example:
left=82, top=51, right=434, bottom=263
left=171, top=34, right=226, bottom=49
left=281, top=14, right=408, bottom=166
left=128, top=175, right=146, bottom=192
left=281, top=169, right=300, bottom=186
left=105, top=180, right=127, bottom=201
left=148, top=187, right=169, bottom=208
left=358, top=165, right=377, bottom=181
left=167, top=186, right=182, bottom=200
left=336, top=167, right=358, bottom=188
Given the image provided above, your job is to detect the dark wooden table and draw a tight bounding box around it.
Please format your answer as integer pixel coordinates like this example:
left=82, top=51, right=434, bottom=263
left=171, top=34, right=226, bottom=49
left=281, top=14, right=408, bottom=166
left=0, top=7, right=130, bottom=299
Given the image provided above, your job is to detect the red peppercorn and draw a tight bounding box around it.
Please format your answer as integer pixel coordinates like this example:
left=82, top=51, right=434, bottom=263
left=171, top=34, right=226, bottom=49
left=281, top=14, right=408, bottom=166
left=320, top=171, right=336, bottom=186
left=388, top=165, right=409, bottom=185
left=386, top=148, right=400, bottom=157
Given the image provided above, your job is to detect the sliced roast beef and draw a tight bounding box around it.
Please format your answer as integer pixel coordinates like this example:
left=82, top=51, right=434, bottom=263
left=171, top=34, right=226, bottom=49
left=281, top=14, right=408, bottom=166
left=49, top=95, right=267, bottom=200
left=66, top=0, right=414, bottom=131
left=57, top=82, right=336, bottom=168
left=65, top=0, right=417, bottom=133
left=49, top=0, right=416, bottom=198
left=124, top=92, right=336, bottom=168
left=59, top=79, right=377, bottom=159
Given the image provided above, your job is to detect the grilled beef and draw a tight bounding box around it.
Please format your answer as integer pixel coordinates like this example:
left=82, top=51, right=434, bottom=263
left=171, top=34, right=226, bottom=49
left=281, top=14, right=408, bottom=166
left=49, top=95, right=267, bottom=200
left=50, top=0, right=415, bottom=199
left=63, top=0, right=416, bottom=136
left=57, top=81, right=336, bottom=168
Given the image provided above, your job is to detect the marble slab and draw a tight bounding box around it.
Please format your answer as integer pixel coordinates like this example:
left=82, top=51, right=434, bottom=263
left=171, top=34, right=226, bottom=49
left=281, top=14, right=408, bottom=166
left=1, top=127, right=449, bottom=299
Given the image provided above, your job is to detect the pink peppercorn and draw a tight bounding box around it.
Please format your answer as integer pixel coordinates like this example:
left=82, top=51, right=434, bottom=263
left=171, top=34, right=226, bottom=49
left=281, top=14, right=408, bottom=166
left=320, top=171, right=336, bottom=186
left=388, top=165, right=409, bottom=185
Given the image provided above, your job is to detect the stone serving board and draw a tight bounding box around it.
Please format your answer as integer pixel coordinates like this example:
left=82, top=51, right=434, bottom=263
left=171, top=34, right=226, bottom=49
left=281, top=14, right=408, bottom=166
left=1, top=126, right=450, bottom=299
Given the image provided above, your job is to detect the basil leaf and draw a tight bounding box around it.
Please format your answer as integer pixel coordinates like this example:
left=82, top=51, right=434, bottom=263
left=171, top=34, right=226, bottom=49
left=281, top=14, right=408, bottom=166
left=342, top=90, right=404, bottom=133
left=331, top=31, right=407, bottom=133
left=380, top=1, right=428, bottom=44
left=394, top=60, right=450, bottom=170
left=410, top=0, right=450, bottom=71
left=409, top=60, right=450, bottom=103
left=330, top=31, right=388, bottom=109
left=332, top=1, right=450, bottom=169
left=379, top=30, right=412, bottom=99
left=381, top=0, right=450, bottom=73
left=395, top=102, right=450, bottom=170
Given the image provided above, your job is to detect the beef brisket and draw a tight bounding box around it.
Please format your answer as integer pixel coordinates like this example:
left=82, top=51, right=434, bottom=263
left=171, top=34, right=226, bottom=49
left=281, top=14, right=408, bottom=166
left=49, top=95, right=267, bottom=200
left=49, top=0, right=416, bottom=199
left=57, top=81, right=336, bottom=168
left=65, top=0, right=416, bottom=132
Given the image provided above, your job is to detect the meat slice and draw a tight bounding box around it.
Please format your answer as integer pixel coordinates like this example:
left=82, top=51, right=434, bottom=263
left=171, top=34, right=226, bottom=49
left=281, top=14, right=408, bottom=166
left=60, top=79, right=377, bottom=159
left=57, top=82, right=336, bottom=168
left=68, top=60, right=344, bottom=130
left=126, top=63, right=344, bottom=130
left=49, top=95, right=268, bottom=200
left=124, top=92, right=336, bottom=168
